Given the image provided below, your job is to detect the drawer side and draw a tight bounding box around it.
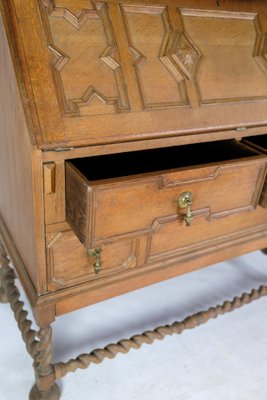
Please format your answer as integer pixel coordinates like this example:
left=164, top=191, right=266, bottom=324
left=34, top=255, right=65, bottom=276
left=66, top=163, right=90, bottom=246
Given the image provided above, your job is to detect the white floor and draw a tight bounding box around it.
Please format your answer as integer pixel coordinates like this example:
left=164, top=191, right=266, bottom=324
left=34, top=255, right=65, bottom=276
left=1, top=251, right=267, bottom=400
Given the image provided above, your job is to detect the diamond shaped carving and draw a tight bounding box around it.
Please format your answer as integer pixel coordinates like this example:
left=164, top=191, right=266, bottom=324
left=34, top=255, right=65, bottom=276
left=254, top=31, right=267, bottom=76
left=161, top=31, right=202, bottom=81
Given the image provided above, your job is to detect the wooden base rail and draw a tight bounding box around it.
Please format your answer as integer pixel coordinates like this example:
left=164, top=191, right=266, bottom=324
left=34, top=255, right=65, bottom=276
left=54, top=284, right=267, bottom=380
left=1, top=237, right=267, bottom=399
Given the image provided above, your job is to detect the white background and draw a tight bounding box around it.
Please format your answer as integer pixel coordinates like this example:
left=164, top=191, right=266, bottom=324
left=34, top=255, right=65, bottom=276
left=1, top=250, right=267, bottom=399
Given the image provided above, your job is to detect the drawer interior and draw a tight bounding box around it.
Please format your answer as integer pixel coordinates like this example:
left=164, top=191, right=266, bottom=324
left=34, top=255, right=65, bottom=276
left=244, top=135, right=267, bottom=152
left=243, top=135, right=267, bottom=209
left=69, top=140, right=259, bottom=182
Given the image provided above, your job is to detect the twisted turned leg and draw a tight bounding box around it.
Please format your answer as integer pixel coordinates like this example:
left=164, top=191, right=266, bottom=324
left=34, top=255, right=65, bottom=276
left=30, top=327, right=60, bottom=400
left=0, top=239, right=9, bottom=303
left=2, top=234, right=267, bottom=399
left=0, top=236, right=60, bottom=399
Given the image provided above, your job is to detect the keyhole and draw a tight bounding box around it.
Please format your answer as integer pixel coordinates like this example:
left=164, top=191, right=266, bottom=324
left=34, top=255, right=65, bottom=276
left=216, top=0, right=220, bottom=6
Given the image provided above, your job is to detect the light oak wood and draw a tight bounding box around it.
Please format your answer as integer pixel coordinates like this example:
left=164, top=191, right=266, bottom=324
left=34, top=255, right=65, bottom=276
left=41, top=125, right=267, bottom=162
left=44, top=161, right=66, bottom=225
left=0, top=10, right=46, bottom=293
left=55, top=225, right=267, bottom=315
left=242, top=136, right=267, bottom=208
left=53, top=284, right=267, bottom=380
left=3, top=240, right=267, bottom=400
left=43, top=206, right=267, bottom=296
left=2, top=0, right=267, bottom=149
left=2, top=0, right=267, bottom=335
left=0, top=238, right=59, bottom=399
left=46, top=229, right=139, bottom=291
left=66, top=140, right=267, bottom=249
left=0, top=238, right=9, bottom=303
left=3, top=0, right=267, bottom=398
left=4, top=178, right=267, bottom=318
left=29, top=384, right=60, bottom=400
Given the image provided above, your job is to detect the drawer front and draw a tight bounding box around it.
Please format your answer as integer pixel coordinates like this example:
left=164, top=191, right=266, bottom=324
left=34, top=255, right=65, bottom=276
left=147, top=209, right=266, bottom=264
left=47, top=206, right=267, bottom=291
left=66, top=157, right=267, bottom=249
left=46, top=229, right=139, bottom=291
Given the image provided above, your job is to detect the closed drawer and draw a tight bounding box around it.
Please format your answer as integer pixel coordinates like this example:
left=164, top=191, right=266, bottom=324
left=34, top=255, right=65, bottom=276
left=66, top=140, right=267, bottom=255
left=46, top=228, right=138, bottom=290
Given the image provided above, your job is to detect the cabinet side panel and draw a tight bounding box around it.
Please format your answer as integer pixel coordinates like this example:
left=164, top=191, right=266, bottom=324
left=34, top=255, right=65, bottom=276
left=0, top=13, right=39, bottom=290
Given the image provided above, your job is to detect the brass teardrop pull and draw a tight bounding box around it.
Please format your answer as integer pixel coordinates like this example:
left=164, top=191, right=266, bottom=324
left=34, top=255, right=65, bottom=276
left=88, top=248, right=102, bottom=274
left=177, top=192, right=194, bottom=227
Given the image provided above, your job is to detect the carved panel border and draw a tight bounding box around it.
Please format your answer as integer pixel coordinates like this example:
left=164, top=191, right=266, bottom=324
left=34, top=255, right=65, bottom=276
left=145, top=222, right=267, bottom=265
left=42, top=0, right=130, bottom=117
left=46, top=230, right=140, bottom=290
left=180, top=9, right=267, bottom=105
left=121, top=4, right=192, bottom=110
left=87, top=160, right=266, bottom=247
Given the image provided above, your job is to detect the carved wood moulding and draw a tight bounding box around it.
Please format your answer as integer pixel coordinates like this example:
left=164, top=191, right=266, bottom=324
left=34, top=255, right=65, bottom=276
left=88, top=161, right=266, bottom=246
left=43, top=0, right=130, bottom=116
left=41, top=1, right=267, bottom=117
left=46, top=229, right=139, bottom=290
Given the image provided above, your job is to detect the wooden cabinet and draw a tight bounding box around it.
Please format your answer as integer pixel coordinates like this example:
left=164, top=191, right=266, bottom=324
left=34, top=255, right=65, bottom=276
left=2, top=1, right=267, bottom=399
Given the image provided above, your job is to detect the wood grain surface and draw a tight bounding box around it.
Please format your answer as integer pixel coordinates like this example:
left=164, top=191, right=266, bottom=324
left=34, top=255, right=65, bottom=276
left=66, top=141, right=267, bottom=249
left=2, top=0, right=267, bottom=149
left=0, top=10, right=46, bottom=293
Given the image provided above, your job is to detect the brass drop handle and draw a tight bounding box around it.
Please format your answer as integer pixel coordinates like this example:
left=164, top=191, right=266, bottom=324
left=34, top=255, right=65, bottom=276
left=177, top=192, right=194, bottom=227
left=88, top=248, right=102, bottom=274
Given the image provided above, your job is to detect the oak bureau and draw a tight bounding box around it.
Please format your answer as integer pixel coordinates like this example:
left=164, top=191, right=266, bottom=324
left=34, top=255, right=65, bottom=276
left=2, top=0, right=267, bottom=398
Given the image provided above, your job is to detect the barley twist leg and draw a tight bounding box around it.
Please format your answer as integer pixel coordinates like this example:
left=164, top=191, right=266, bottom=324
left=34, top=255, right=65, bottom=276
left=0, top=235, right=59, bottom=399
left=0, top=237, right=10, bottom=303
left=30, top=326, right=60, bottom=400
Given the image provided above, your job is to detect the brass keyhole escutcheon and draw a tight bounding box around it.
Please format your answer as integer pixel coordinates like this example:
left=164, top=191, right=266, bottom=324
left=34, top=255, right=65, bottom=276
left=177, top=192, right=193, bottom=227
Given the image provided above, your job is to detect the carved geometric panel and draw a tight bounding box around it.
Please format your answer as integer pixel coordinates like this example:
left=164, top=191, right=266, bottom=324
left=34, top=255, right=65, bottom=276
left=42, top=0, right=95, bottom=19
left=46, top=230, right=139, bottom=290
left=147, top=209, right=267, bottom=264
left=43, top=0, right=129, bottom=116
left=160, top=31, right=201, bottom=82
left=181, top=10, right=267, bottom=103
left=254, top=30, right=267, bottom=77
left=122, top=5, right=188, bottom=109
left=21, top=1, right=267, bottom=145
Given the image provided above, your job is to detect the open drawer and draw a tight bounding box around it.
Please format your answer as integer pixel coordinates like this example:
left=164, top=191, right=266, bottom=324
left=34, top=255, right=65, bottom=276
left=66, top=140, right=267, bottom=254
left=243, top=135, right=267, bottom=208
left=243, top=135, right=267, bottom=154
